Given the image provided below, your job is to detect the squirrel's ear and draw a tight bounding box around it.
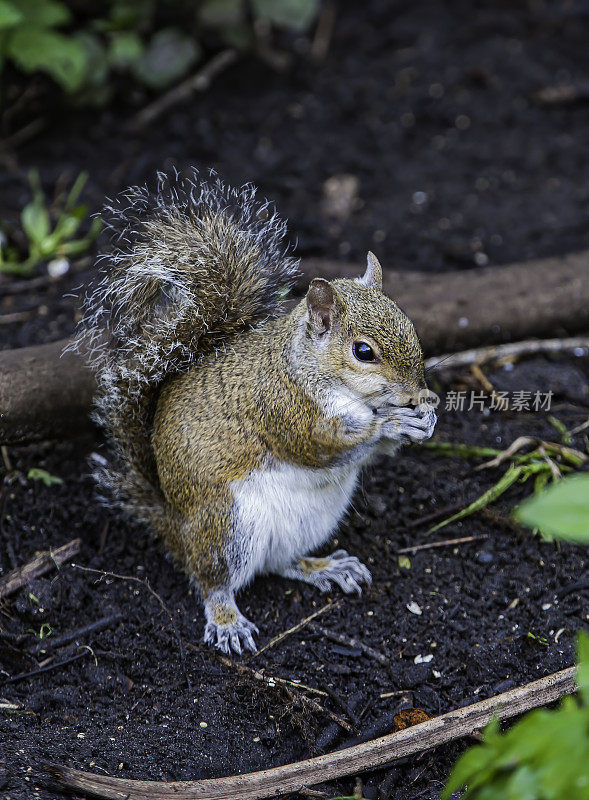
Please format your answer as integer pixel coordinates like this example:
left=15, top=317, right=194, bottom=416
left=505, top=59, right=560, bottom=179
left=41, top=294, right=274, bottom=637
left=306, top=278, right=343, bottom=335
left=356, top=251, right=383, bottom=290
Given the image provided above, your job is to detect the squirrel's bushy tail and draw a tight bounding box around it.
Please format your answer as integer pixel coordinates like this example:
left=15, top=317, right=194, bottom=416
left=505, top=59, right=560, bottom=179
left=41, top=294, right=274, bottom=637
left=74, top=168, right=299, bottom=522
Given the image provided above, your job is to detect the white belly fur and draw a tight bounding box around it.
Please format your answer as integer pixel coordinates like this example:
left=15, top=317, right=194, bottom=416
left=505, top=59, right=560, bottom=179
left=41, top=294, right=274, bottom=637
left=229, top=459, right=362, bottom=590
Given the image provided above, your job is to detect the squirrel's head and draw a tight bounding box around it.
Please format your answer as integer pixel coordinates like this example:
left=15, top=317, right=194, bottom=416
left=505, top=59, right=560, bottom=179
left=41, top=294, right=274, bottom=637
left=303, top=252, right=428, bottom=409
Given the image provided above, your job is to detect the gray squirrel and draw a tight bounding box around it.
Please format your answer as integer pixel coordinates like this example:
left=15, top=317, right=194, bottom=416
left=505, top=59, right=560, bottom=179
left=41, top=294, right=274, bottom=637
left=75, top=169, right=436, bottom=654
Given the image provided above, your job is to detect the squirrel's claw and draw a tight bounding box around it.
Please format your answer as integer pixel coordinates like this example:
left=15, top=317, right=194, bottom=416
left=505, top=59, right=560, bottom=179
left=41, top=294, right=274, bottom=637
left=291, top=550, right=372, bottom=596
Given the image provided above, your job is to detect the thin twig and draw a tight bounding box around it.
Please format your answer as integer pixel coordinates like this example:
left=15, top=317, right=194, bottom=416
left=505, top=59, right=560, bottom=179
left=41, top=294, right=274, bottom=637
left=538, top=445, right=562, bottom=480
left=0, top=117, right=46, bottom=150
left=4, top=649, right=89, bottom=684
left=1, top=445, right=13, bottom=472
left=0, top=273, right=65, bottom=296
left=73, top=565, right=191, bottom=692
left=308, top=623, right=389, bottom=666
left=476, top=437, right=587, bottom=471
left=425, top=336, right=589, bottom=372
left=0, top=539, right=80, bottom=599
left=475, top=436, right=536, bottom=470
left=470, top=363, right=494, bottom=393
left=215, top=653, right=327, bottom=697
left=310, top=0, right=336, bottom=61
left=568, top=418, right=589, bottom=437
left=215, top=653, right=352, bottom=732
left=254, top=599, right=341, bottom=657
left=0, top=310, right=35, bottom=325
left=407, top=502, right=465, bottom=529
left=28, top=613, right=123, bottom=655
left=48, top=666, right=577, bottom=800
left=397, top=535, right=489, bottom=554
left=129, top=50, right=237, bottom=131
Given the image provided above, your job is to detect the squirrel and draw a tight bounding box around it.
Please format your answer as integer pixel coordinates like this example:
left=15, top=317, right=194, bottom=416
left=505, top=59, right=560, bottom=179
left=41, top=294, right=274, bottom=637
left=74, top=169, right=436, bottom=655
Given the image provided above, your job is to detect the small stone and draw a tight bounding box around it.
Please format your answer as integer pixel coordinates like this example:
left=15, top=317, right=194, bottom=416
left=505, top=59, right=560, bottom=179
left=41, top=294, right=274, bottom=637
left=321, top=174, right=359, bottom=221
left=47, top=258, right=70, bottom=278
left=414, top=653, right=433, bottom=664
left=476, top=551, right=494, bottom=564
left=200, top=721, right=208, bottom=728
left=406, top=601, right=422, bottom=616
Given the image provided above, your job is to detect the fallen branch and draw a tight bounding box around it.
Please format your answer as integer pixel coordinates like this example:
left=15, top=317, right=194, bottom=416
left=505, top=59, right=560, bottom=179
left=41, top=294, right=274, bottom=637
left=2, top=251, right=589, bottom=445
left=0, top=539, right=80, bottom=599
left=129, top=50, right=237, bottom=131
left=47, top=665, right=576, bottom=800
left=424, top=335, right=589, bottom=372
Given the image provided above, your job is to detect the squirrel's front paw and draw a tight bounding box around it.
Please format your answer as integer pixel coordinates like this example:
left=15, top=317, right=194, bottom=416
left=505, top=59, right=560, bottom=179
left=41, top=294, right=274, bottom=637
left=382, top=405, right=436, bottom=444
left=203, top=597, right=259, bottom=655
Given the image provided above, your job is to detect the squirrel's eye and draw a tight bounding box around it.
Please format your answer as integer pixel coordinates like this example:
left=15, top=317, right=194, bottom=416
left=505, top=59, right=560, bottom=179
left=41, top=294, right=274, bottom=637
left=352, top=341, right=377, bottom=362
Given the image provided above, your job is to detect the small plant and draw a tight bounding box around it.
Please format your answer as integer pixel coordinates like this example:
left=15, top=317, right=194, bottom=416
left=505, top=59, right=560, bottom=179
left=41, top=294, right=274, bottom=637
left=420, top=438, right=587, bottom=533
left=0, top=0, right=322, bottom=103
left=514, top=473, right=589, bottom=545
left=0, top=170, right=101, bottom=276
left=27, top=468, right=63, bottom=487
left=0, top=0, right=88, bottom=92
left=28, top=623, right=54, bottom=639
left=443, top=631, right=589, bottom=800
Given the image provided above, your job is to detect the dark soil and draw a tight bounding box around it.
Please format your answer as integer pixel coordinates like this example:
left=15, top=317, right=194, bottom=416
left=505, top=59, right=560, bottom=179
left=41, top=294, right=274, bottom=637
left=1, top=355, right=588, bottom=800
left=4, top=0, right=589, bottom=349
left=1, top=1, right=589, bottom=799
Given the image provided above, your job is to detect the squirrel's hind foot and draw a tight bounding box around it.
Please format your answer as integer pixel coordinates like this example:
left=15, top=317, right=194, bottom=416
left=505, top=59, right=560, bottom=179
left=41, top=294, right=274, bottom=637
left=203, top=593, right=259, bottom=655
left=282, top=550, right=372, bottom=595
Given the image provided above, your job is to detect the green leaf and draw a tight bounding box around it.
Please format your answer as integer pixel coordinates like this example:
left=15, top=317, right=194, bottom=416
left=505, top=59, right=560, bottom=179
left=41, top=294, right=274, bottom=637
left=577, top=629, right=589, bottom=704
left=533, top=470, right=550, bottom=495
left=397, top=555, right=411, bottom=570
left=107, top=30, right=144, bottom=68
left=133, top=28, right=200, bottom=90
left=548, top=415, right=572, bottom=444
left=0, top=0, right=23, bottom=30
left=251, top=0, right=319, bottom=31
left=74, top=31, right=108, bottom=86
left=514, top=473, right=589, bottom=544
left=442, top=743, right=497, bottom=798
left=27, top=468, right=63, bottom=487
left=504, top=765, right=541, bottom=800
left=15, top=0, right=71, bottom=27
left=7, top=26, right=88, bottom=92
left=420, top=441, right=503, bottom=459
left=199, top=0, right=244, bottom=28
left=21, top=199, right=50, bottom=246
